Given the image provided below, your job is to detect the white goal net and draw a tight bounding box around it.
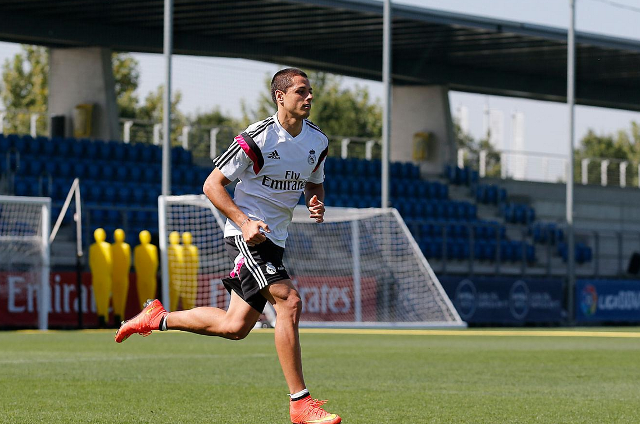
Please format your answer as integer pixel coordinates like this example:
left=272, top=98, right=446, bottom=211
left=0, top=195, right=51, bottom=329
left=158, top=194, right=464, bottom=328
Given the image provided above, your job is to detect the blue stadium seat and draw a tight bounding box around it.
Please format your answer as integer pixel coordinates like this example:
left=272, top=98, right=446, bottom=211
left=171, top=146, right=184, bottom=165
left=102, top=186, right=117, bottom=205
left=105, top=209, right=121, bottom=226
left=87, top=184, right=104, bottom=203
left=390, top=162, right=402, bottom=179
left=58, top=161, right=73, bottom=179
left=22, top=157, right=44, bottom=176
left=43, top=137, right=60, bottom=157
left=100, top=163, right=116, bottom=181
left=366, top=160, right=380, bottom=177
left=24, top=136, right=42, bottom=155
left=173, top=167, right=187, bottom=186
left=354, top=159, right=366, bottom=177
left=337, top=179, right=350, bottom=196
left=57, top=138, right=73, bottom=158
left=83, top=139, right=98, bottom=159
left=10, top=135, right=26, bottom=154
left=115, top=186, right=132, bottom=205
left=0, top=134, right=9, bottom=153
left=114, top=166, right=129, bottom=182
left=90, top=209, right=107, bottom=225
left=128, top=142, right=144, bottom=162
left=134, top=183, right=149, bottom=199
left=97, top=140, right=113, bottom=160
left=150, top=145, right=162, bottom=162
left=69, top=139, right=84, bottom=158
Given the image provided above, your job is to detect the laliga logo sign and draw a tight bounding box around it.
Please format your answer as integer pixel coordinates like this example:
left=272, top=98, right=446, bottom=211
left=454, top=279, right=477, bottom=320
left=509, top=280, right=530, bottom=320
left=580, top=284, right=598, bottom=316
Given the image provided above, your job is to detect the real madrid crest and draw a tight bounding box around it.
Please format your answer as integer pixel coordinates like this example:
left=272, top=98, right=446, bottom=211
left=265, top=262, right=277, bottom=275
left=308, top=149, right=316, bottom=165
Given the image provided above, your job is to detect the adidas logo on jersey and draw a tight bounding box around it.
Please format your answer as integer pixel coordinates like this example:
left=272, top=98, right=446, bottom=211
left=267, top=150, right=281, bottom=160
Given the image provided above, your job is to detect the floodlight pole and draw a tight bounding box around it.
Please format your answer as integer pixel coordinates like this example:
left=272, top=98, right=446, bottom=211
left=566, top=0, right=576, bottom=324
left=381, top=0, right=392, bottom=209
left=162, top=0, right=173, bottom=197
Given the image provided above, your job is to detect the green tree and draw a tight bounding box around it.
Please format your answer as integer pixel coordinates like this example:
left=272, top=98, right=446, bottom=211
left=112, top=53, right=140, bottom=118
left=453, top=119, right=500, bottom=177
left=242, top=70, right=382, bottom=141
left=136, top=85, right=186, bottom=146
left=574, top=123, right=640, bottom=186
left=1, top=45, right=141, bottom=136
left=187, top=107, right=241, bottom=159
left=0, top=45, right=48, bottom=135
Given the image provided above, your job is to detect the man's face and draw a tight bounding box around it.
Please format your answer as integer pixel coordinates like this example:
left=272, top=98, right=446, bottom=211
left=277, top=75, right=313, bottom=119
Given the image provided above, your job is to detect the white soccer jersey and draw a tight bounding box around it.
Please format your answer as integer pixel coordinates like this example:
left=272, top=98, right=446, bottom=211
left=213, top=114, right=329, bottom=247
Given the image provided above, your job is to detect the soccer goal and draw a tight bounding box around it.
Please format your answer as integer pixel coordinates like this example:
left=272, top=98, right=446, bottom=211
left=0, top=195, right=51, bottom=330
left=158, top=194, right=464, bottom=328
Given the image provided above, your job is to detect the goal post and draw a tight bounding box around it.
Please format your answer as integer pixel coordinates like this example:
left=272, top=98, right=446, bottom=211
left=158, top=194, right=464, bottom=328
left=0, top=195, right=51, bottom=330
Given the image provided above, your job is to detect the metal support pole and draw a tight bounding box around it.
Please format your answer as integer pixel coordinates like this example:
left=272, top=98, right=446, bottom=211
left=581, top=158, right=589, bottom=185
left=162, top=0, right=173, bottom=196
left=566, top=0, right=576, bottom=324
left=500, top=153, right=507, bottom=179
left=381, top=0, right=392, bottom=209
left=620, top=161, right=628, bottom=188
left=123, top=120, right=133, bottom=144
left=182, top=125, right=191, bottom=150
left=341, top=138, right=351, bottom=160
left=365, top=140, right=377, bottom=160
left=75, top=181, right=83, bottom=329
left=153, top=124, right=162, bottom=146
left=352, top=220, right=362, bottom=322
left=457, top=148, right=465, bottom=168
left=479, top=150, right=487, bottom=178
left=600, top=159, right=609, bottom=186
left=30, top=113, right=39, bottom=138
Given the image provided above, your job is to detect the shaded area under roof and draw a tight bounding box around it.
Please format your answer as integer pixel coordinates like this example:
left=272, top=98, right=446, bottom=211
left=0, top=0, right=638, bottom=111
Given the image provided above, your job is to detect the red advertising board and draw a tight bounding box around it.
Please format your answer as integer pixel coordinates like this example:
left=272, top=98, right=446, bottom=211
left=1, top=271, right=378, bottom=327
left=294, top=276, right=378, bottom=322
left=0, top=271, right=145, bottom=328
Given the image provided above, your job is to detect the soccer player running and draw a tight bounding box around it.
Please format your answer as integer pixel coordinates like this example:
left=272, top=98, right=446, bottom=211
left=115, top=68, right=341, bottom=424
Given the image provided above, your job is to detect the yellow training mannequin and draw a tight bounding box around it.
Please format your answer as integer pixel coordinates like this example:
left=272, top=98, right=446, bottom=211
left=110, top=229, right=131, bottom=323
left=133, top=230, right=158, bottom=309
left=167, top=231, right=184, bottom=311
left=89, top=228, right=112, bottom=327
left=181, top=232, right=199, bottom=310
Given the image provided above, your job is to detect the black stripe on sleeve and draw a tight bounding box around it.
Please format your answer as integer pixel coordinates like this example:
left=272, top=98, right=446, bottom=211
left=213, top=144, right=242, bottom=168
left=313, top=146, right=329, bottom=173
left=248, top=117, right=274, bottom=138
left=239, top=132, right=265, bottom=174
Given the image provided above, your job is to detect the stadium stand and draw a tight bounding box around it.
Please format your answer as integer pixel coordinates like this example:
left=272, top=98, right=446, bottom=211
left=1, top=133, right=593, bottom=268
left=0, top=134, right=201, bottom=246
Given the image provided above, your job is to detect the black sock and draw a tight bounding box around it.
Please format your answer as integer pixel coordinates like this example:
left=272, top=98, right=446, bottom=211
left=159, top=316, right=168, bottom=331
left=290, top=389, right=310, bottom=402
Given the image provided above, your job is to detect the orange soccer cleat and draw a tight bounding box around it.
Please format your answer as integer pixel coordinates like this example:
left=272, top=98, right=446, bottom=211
left=290, top=396, right=341, bottom=424
left=114, top=299, right=167, bottom=343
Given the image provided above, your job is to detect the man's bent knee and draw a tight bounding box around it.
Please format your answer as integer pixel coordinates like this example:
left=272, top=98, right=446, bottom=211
left=278, top=290, right=302, bottom=320
left=222, top=321, right=253, bottom=340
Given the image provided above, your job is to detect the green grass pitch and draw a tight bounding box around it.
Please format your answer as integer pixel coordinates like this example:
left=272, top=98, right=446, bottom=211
left=1, top=328, right=640, bottom=423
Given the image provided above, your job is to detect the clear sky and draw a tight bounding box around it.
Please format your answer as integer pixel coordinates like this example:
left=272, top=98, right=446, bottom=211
left=0, top=0, right=639, bottom=157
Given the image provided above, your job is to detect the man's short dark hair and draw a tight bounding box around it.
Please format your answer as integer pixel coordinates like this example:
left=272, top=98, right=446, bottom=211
left=271, top=68, right=308, bottom=105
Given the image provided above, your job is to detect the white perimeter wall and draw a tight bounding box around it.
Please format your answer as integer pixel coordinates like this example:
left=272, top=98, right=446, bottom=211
left=391, top=85, right=456, bottom=176
left=49, top=47, right=119, bottom=141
